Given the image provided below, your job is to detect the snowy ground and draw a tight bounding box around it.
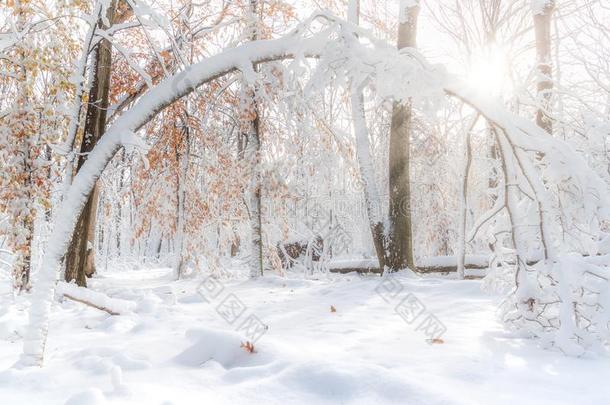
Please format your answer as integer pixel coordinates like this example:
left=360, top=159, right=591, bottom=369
left=0, top=269, right=608, bottom=404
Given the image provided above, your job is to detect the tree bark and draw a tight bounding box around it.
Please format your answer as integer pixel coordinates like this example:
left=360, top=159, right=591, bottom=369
left=246, top=0, right=264, bottom=278
left=173, top=118, right=190, bottom=279
left=457, top=114, right=479, bottom=279
left=347, top=0, right=387, bottom=270
left=386, top=2, right=419, bottom=272
left=247, top=112, right=263, bottom=277
left=533, top=0, right=554, bottom=134
left=65, top=1, right=117, bottom=286
left=10, top=1, right=34, bottom=292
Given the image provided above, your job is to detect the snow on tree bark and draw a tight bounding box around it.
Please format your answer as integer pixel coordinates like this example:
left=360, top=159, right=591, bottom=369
left=347, top=0, right=387, bottom=271
left=533, top=0, right=555, bottom=134
left=65, top=0, right=118, bottom=287
left=386, top=1, right=419, bottom=272
left=246, top=0, right=264, bottom=278
left=457, top=114, right=480, bottom=279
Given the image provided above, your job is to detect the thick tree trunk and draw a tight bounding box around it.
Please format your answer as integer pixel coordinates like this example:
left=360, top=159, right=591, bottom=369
left=533, top=0, right=554, bottom=134
left=65, top=2, right=117, bottom=286
left=386, top=2, right=419, bottom=272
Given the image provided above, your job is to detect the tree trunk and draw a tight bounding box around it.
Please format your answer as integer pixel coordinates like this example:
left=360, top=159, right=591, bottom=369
left=247, top=0, right=264, bottom=278
left=348, top=0, right=387, bottom=270
left=173, top=120, right=190, bottom=279
left=10, top=1, right=34, bottom=292
left=533, top=0, right=554, bottom=134
left=65, top=1, right=117, bottom=286
left=245, top=100, right=263, bottom=277
left=457, top=114, right=479, bottom=279
left=386, top=2, right=419, bottom=272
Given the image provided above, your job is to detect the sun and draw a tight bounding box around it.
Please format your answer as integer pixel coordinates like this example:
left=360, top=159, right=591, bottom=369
left=466, top=46, right=509, bottom=96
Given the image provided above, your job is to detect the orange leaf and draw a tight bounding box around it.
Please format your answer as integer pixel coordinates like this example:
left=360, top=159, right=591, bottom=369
left=240, top=341, right=256, bottom=354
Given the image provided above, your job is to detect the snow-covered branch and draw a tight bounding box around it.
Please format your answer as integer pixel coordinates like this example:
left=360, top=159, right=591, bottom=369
left=22, top=9, right=610, bottom=365
left=56, top=282, right=136, bottom=315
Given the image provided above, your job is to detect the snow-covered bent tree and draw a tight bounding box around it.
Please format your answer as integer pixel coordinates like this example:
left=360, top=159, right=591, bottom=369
left=21, top=12, right=610, bottom=365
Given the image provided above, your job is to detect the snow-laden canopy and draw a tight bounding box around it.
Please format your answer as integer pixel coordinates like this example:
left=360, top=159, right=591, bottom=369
left=21, top=11, right=610, bottom=365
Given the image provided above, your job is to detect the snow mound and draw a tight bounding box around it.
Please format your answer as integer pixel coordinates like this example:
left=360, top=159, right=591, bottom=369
left=276, top=360, right=448, bottom=403
left=97, top=315, right=137, bottom=333
left=278, top=362, right=362, bottom=400
left=0, top=305, right=25, bottom=340
left=174, top=328, right=269, bottom=369
left=72, top=347, right=151, bottom=373
left=177, top=293, right=205, bottom=304
left=135, top=292, right=163, bottom=314
left=64, top=388, right=106, bottom=405
left=241, top=274, right=315, bottom=289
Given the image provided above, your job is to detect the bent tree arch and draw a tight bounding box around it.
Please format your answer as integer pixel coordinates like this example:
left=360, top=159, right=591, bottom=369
left=22, top=12, right=609, bottom=365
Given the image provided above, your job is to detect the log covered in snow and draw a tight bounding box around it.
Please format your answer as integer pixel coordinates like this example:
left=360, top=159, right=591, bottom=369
left=56, top=282, right=136, bottom=315
left=327, top=255, right=489, bottom=275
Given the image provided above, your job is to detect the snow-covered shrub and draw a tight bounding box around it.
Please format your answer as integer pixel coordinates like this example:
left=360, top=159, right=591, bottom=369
left=494, top=256, right=610, bottom=355
left=478, top=128, right=610, bottom=354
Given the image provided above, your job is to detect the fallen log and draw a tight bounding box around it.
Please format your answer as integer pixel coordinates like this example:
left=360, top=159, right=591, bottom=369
left=62, top=294, right=120, bottom=315
left=328, top=265, right=485, bottom=278
left=416, top=264, right=487, bottom=273
left=328, top=255, right=490, bottom=277
left=329, top=266, right=382, bottom=274
left=56, top=282, right=136, bottom=315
